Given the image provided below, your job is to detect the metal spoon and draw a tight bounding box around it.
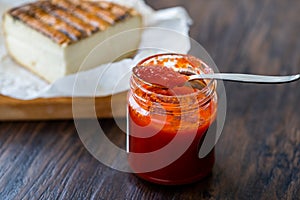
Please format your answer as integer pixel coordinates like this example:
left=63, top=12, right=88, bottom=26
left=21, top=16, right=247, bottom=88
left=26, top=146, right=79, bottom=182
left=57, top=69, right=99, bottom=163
left=188, top=73, right=300, bottom=83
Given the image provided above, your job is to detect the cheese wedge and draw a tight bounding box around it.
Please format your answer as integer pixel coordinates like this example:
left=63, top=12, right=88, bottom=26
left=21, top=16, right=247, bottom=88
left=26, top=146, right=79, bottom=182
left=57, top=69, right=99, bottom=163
left=3, top=0, right=143, bottom=82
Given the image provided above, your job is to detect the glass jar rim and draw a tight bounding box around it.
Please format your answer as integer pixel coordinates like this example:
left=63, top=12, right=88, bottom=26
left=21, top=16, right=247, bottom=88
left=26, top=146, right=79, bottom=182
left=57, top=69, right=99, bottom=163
left=132, top=53, right=217, bottom=100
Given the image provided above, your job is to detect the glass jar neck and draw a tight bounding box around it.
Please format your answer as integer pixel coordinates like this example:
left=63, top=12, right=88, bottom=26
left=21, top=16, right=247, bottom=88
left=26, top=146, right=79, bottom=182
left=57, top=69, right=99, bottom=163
left=130, top=74, right=216, bottom=115
left=129, top=53, right=217, bottom=115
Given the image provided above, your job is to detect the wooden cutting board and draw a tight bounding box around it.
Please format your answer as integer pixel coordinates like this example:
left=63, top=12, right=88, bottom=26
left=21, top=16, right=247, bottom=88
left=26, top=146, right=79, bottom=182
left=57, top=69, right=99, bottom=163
left=0, top=92, right=127, bottom=121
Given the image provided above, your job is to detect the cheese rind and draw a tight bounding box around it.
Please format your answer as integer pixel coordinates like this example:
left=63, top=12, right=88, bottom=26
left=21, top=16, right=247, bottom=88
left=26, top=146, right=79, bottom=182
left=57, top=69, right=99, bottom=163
left=3, top=1, right=143, bottom=82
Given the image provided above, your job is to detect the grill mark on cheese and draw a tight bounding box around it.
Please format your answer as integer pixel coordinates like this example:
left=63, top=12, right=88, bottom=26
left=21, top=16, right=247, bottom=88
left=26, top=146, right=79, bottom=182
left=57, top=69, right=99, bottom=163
left=111, top=4, right=129, bottom=20
left=30, top=2, right=82, bottom=41
left=49, top=9, right=97, bottom=36
left=97, top=1, right=112, bottom=9
left=78, top=1, right=117, bottom=25
left=96, top=1, right=131, bottom=21
left=10, top=8, right=71, bottom=45
left=51, top=0, right=109, bottom=31
left=7, top=0, right=139, bottom=45
left=38, top=1, right=96, bottom=37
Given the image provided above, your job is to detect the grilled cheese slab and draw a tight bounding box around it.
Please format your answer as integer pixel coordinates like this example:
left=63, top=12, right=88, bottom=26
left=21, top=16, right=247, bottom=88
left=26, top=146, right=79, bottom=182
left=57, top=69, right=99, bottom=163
left=3, top=0, right=143, bottom=82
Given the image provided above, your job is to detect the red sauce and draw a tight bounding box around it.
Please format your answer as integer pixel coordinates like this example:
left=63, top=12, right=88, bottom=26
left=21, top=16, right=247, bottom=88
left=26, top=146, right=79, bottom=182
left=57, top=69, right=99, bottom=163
left=133, top=65, right=203, bottom=96
left=128, top=54, right=217, bottom=185
left=133, top=65, right=187, bottom=88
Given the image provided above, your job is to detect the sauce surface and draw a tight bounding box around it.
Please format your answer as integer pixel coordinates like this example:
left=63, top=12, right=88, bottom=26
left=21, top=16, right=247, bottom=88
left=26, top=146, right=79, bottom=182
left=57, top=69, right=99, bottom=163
left=133, top=65, right=203, bottom=96
left=133, top=65, right=187, bottom=88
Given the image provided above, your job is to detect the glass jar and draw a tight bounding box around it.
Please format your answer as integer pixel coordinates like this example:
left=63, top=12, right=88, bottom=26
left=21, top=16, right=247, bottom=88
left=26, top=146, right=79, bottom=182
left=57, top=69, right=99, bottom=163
left=127, top=53, right=217, bottom=185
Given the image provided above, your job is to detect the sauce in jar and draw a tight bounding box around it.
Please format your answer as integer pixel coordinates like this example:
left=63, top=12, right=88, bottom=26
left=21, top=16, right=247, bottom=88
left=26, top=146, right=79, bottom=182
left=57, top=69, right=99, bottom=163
left=133, top=65, right=187, bottom=88
left=127, top=54, right=217, bottom=185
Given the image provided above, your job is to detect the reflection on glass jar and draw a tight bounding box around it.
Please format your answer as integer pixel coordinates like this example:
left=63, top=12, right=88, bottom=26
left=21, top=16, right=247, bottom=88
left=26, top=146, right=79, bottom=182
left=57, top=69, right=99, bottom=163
left=127, top=53, right=217, bottom=185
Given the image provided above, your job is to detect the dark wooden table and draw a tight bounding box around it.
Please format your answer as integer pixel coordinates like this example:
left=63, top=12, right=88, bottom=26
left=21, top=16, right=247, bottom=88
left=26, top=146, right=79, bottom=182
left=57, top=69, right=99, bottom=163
left=1, top=0, right=300, bottom=199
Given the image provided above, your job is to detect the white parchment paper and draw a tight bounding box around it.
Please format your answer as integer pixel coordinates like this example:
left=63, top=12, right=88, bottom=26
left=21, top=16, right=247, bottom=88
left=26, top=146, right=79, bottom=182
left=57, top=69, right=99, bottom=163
left=0, top=0, right=192, bottom=100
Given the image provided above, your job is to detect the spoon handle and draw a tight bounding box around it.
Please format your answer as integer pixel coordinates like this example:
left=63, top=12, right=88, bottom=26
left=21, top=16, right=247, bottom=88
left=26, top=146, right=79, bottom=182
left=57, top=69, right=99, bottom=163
left=189, top=73, right=300, bottom=83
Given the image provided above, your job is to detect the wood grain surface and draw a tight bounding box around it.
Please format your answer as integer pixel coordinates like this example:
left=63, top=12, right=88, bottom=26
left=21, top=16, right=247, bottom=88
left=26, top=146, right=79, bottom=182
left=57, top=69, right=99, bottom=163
left=0, top=92, right=127, bottom=120
left=0, top=0, right=300, bottom=199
